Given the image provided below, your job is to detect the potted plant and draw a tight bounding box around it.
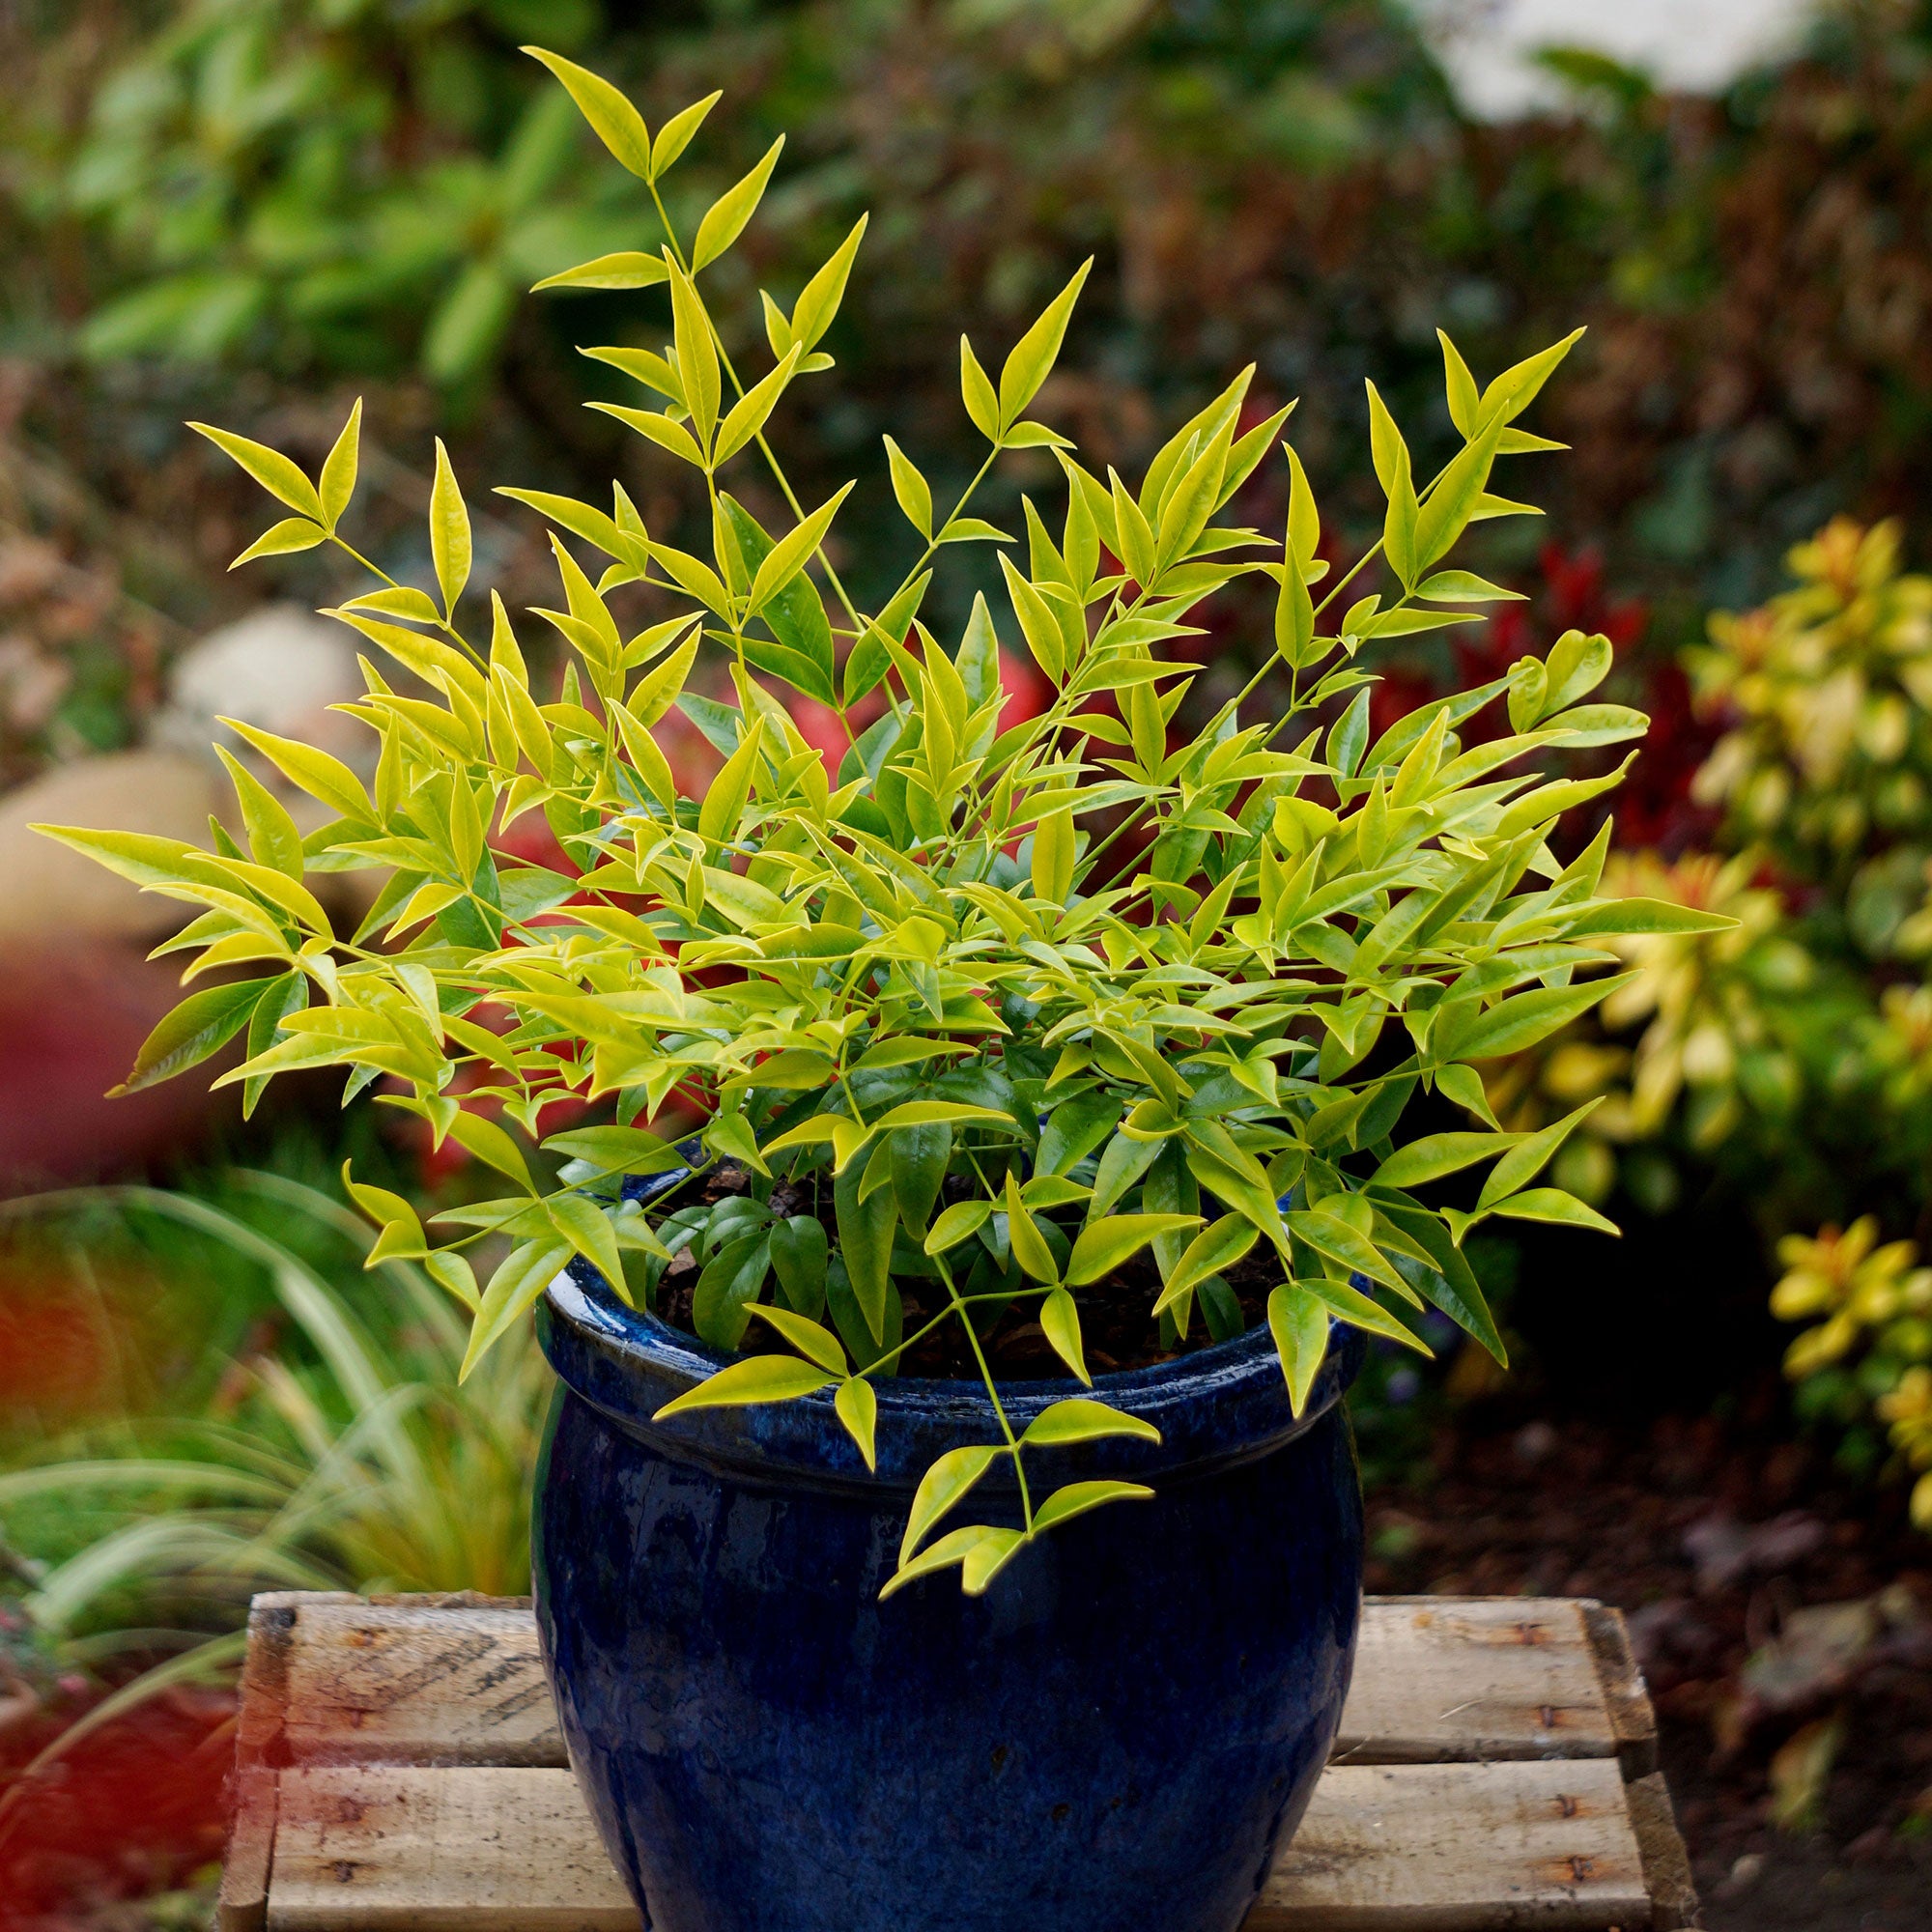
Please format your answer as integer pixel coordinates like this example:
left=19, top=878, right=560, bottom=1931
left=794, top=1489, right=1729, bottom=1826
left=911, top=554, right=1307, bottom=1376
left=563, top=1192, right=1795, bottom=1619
left=37, top=48, right=1726, bottom=1932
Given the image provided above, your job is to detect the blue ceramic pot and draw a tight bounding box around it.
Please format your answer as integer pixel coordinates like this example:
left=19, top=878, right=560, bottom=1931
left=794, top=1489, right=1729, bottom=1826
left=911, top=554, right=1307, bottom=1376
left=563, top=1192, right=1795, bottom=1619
left=533, top=1264, right=1365, bottom=1932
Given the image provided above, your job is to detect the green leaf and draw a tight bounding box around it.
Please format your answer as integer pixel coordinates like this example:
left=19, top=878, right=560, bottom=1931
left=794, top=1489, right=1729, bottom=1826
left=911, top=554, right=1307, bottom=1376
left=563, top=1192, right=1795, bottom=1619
left=445, top=1112, right=535, bottom=1192
left=715, top=346, right=802, bottom=467
left=748, top=1302, right=847, bottom=1373
left=110, top=978, right=267, bottom=1096
left=692, top=1232, right=773, bottom=1350
left=547, top=1193, right=627, bottom=1295
left=1566, top=898, right=1739, bottom=937
left=1434, top=1061, right=1500, bottom=1128
left=900, top=1443, right=1004, bottom=1562
left=1413, top=569, right=1522, bottom=603
left=1039, top=1287, right=1088, bottom=1383
left=997, top=260, right=1092, bottom=430
left=1031, top=807, right=1075, bottom=906
left=1065, top=1213, right=1201, bottom=1287
left=654, top=1354, right=838, bottom=1420
left=890, top=1122, right=952, bottom=1234
left=524, top=47, right=652, bottom=178
left=1267, top=1284, right=1328, bottom=1415
left=319, top=398, right=361, bottom=528
left=231, top=518, right=326, bottom=568
left=836, top=1148, right=898, bottom=1340
left=1373, top=1131, right=1521, bottom=1190
left=959, top=336, right=1000, bottom=441
left=1488, top=1187, right=1620, bottom=1235
left=1436, top=973, right=1635, bottom=1063
left=881, top=1523, right=1019, bottom=1599
left=429, top=439, right=471, bottom=616
left=748, top=483, right=854, bottom=615
left=925, top=1198, right=993, bottom=1254
left=693, top=136, right=784, bottom=271
left=533, top=251, right=671, bottom=292
left=214, top=747, right=303, bottom=878
left=835, top=1377, right=878, bottom=1469
left=698, top=717, right=764, bottom=848
left=1152, top=1214, right=1257, bottom=1310
left=884, top=437, right=932, bottom=539
left=1004, top=1174, right=1062, bottom=1284
left=1037, top=1091, right=1122, bottom=1177
left=1476, top=1099, right=1602, bottom=1208
left=790, top=215, right=868, bottom=352
left=650, top=90, right=722, bottom=178
left=1021, top=1398, right=1160, bottom=1447
left=187, top=423, right=321, bottom=520
left=460, top=1237, right=573, bottom=1379
left=771, top=1214, right=830, bottom=1317
left=1030, top=1478, right=1153, bottom=1533
left=1297, top=1274, right=1429, bottom=1352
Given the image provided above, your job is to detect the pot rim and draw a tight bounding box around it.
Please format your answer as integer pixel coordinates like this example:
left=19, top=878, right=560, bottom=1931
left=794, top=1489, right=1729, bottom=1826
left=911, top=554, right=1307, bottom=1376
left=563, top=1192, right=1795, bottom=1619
left=539, top=1262, right=1362, bottom=1492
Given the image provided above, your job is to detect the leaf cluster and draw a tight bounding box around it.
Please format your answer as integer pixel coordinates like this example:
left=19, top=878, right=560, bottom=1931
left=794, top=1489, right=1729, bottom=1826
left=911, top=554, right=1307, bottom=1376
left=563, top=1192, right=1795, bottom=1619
left=35, top=51, right=1727, bottom=1597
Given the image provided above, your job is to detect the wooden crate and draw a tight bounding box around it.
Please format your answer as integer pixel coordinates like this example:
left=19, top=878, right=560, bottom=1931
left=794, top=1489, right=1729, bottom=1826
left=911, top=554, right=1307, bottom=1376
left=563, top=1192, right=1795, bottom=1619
left=218, top=1591, right=1698, bottom=1932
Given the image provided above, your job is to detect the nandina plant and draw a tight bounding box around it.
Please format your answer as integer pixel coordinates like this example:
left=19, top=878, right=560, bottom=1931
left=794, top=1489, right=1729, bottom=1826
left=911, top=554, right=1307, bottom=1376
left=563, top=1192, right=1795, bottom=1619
left=38, top=49, right=1728, bottom=1598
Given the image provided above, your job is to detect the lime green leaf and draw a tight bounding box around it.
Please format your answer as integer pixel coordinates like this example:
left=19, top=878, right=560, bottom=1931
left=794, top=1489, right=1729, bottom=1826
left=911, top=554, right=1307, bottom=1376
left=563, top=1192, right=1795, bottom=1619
left=884, top=437, right=932, bottom=539
left=1031, top=808, right=1074, bottom=906
left=789, top=215, right=868, bottom=352
left=925, top=1198, right=993, bottom=1255
left=445, top=1112, right=535, bottom=1192
left=231, top=518, right=325, bottom=568
left=1487, top=1187, right=1620, bottom=1235
left=1021, top=1398, right=1160, bottom=1447
left=650, top=91, right=722, bottom=179
left=959, top=336, right=1000, bottom=442
left=1151, top=1214, right=1257, bottom=1311
left=214, top=747, right=303, bottom=879
left=1030, top=1478, right=1153, bottom=1534
left=1373, top=1131, right=1521, bottom=1190
left=533, top=251, right=670, bottom=292
left=900, top=1442, right=1005, bottom=1562
left=461, top=1237, right=573, bottom=1379
left=187, top=423, right=321, bottom=520
left=429, top=439, right=471, bottom=616
left=1436, top=973, right=1635, bottom=1063
left=654, top=1354, right=838, bottom=1420
left=1039, top=1287, right=1088, bottom=1382
left=835, top=1376, right=877, bottom=1469
left=319, top=398, right=361, bottom=528
left=694, top=136, right=784, bottom=271
left=1065, top=1213, right=1201, bottom=1288
left=881, top=1523, right=1018, bottom=1600
left=110, top=978, right=267, bottom=1096
left=997, top=260, right=1092, bottom=430
left=524, top=47, right=652, bottom=178
left=547, top=1193, right=626, bottom=1293
left=1267, top=1284, right=1328, bottom=1415
left=1476, top=1099, right=1603, bottom=1208
left=1566, top=898, right=1740, bottom=937
left=748, top=483, right=854, bottom=615
left=748, top=1303, right=847, bottom=1373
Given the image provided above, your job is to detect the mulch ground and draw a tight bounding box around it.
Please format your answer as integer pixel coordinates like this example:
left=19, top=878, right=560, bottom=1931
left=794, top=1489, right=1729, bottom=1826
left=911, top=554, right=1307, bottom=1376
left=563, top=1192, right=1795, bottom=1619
left=1364, top=1406, right=1932, bottom=1932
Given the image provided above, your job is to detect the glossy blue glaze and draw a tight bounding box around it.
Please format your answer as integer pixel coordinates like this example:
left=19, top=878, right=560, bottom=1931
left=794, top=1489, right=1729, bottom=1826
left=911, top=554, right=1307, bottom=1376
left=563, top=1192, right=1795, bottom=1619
left=533, top=1265, right=1365, bottom=1932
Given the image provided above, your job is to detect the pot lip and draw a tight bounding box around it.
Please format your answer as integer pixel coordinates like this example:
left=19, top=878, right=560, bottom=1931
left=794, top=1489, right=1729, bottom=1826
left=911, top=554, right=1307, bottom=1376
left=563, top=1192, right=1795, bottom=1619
left=538, top=1261, right=1361, bottom=1490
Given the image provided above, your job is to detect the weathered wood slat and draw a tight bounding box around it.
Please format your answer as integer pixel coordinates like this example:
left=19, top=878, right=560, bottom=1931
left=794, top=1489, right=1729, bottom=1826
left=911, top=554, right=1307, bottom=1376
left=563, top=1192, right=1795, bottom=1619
left=233, top=1594, right=1627, bottom=1772
left=1334, top=1599, right=1616, bottom=1766
left=1255, top=1761, right=1650, bottom=1932
left=261, top=1761, right=1652, bottom=1932
left=268, top=1767, right=636, bottom=1932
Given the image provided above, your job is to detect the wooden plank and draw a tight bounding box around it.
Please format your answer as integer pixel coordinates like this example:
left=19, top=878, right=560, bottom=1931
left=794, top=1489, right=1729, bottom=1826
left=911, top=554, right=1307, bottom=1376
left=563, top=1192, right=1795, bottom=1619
left=269, top=1597, right=565, bottom=1768
left=1623, top=1772, right=1699, bottom=1932
left=268, top=1766, right=639, bottom=1932
left=215, top=1767, right=277, bottom=1932
left=255, top=1595, right=1620, bottom=1771
left=1253, top=1760, right=1650, bottom=1931
left=261, top=1760, right=1649, bottom=1932
left=1582, top=1602, right=1660, bottom=1780
left=1333, top=1599, right=1617, bottom=1765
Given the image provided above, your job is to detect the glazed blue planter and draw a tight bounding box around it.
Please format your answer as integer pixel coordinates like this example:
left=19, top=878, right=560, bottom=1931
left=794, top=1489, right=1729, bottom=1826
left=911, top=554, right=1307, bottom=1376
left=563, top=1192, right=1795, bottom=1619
left=533, top=1264, right=1365, bottom=1932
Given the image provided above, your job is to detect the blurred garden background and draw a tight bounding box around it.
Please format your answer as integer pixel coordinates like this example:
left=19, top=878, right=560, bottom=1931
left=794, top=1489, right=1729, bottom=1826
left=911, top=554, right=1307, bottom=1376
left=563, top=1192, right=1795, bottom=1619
left=4, top=1, right=1932, bottom=1926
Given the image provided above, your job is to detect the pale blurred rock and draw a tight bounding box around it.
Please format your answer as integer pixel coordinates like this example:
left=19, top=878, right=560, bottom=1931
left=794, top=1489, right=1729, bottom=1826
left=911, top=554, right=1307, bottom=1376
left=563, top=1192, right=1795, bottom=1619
left=152, top=602, right=370, bottom=782
left=0, top=748, right=223, bottom=950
